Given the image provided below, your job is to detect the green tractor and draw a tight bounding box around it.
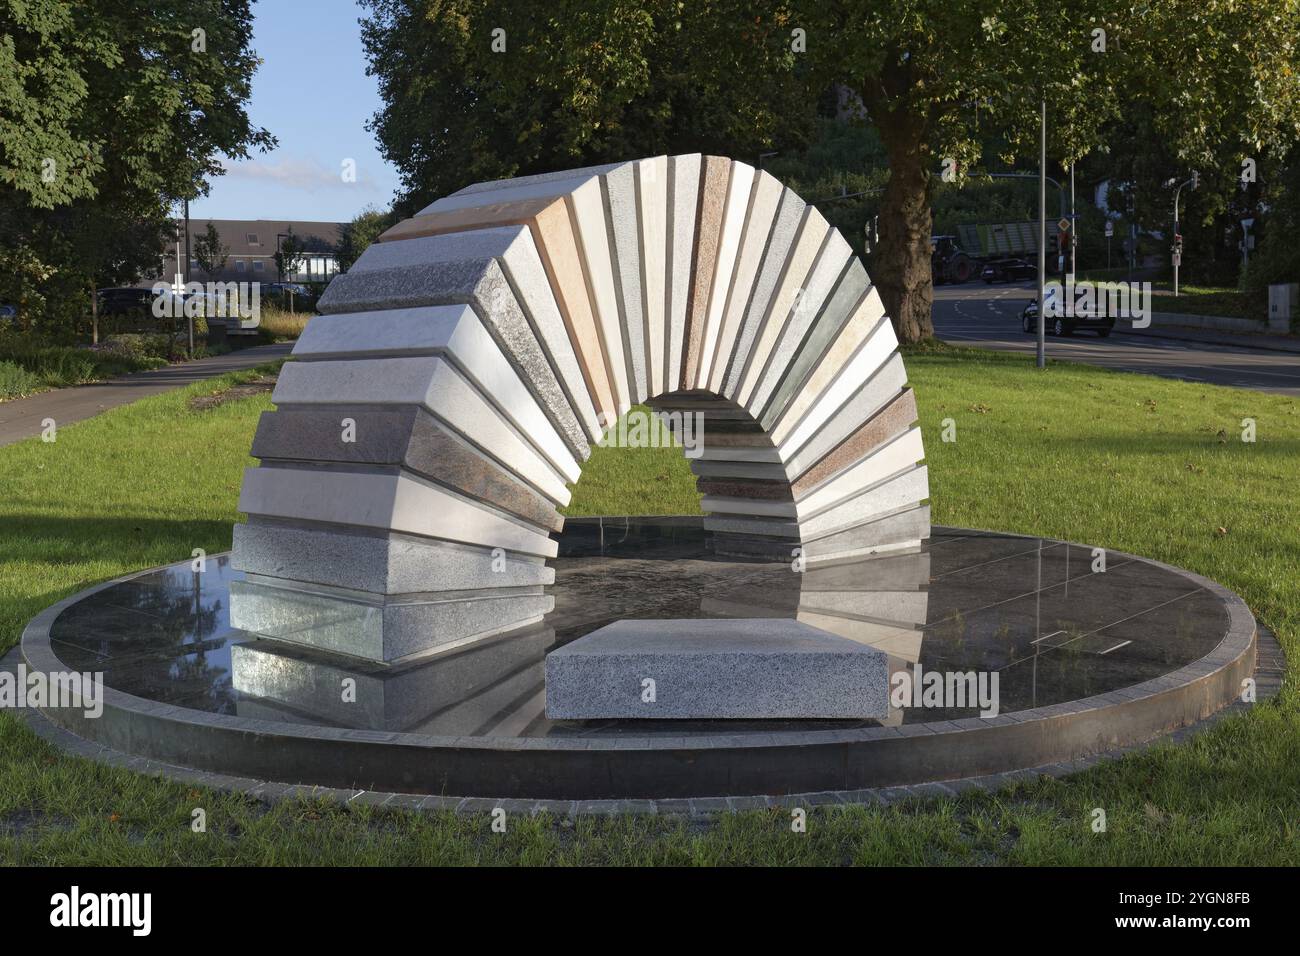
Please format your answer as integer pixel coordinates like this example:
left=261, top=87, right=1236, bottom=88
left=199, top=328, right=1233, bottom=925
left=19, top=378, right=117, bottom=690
left=930, top=235, right=976, bottom=285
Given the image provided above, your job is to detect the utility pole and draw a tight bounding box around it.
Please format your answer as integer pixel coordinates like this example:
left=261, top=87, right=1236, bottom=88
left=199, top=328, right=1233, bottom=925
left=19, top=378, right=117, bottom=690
left=1037, top=100, right=1046, bottom=369
left=1069, top=164, right=1076, bottom=276
left=184, top=198, right=194, bottom=358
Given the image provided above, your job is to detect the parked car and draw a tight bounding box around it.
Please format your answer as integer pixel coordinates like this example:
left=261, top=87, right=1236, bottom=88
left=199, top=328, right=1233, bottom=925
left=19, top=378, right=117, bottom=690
left=1021, top=298, right=1114, bottom=337
left=263, top=282, right=311, bottom=296
left=981, top=258, right=1037, bottom=283
left=259, top=281, right=318, bottom=311
left=96, top=287, right=155, bottom=316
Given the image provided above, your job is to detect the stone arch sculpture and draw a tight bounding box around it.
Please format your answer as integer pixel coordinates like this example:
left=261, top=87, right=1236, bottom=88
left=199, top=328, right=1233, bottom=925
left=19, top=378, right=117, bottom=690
left=231, top=155, right=930, bottom=663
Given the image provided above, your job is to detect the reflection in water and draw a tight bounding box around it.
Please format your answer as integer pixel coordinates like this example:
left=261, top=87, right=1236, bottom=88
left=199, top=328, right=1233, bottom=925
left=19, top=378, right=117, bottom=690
left=48, top=521, right=1226, bottom=737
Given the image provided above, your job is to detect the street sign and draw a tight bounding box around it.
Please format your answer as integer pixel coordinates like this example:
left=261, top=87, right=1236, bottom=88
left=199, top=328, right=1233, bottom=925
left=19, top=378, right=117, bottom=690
left=1058, top=218, right=1071, bottom=232
left=1104, top=221, right=1114, bottom=238
left=1172, top=253, right=1181, bottom=267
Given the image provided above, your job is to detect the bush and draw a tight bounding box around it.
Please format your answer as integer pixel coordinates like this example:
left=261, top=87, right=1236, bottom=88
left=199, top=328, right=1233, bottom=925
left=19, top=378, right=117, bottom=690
left=98, top=333, right=175, bottom=361
left=0, top=332, right=167, bottom=395
left=0, top=360, right=42, bottom=399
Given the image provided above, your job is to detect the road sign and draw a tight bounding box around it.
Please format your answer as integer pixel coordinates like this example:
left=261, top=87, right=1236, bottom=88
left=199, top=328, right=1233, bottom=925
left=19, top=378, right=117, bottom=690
left=1058, top=218, right=1071, bottom=232
left=1104, top=221, right=1114, bottom=238
left=1172, top=253, right=1181, bottom=267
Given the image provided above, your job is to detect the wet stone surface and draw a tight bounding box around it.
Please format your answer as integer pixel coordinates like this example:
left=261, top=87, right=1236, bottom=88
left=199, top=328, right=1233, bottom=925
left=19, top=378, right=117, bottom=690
left=48, top=521, right=1227, bottom=739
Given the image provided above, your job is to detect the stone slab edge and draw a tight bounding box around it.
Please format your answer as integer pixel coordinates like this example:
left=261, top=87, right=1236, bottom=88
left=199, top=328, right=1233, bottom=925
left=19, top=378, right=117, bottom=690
left=5, top=623, right=1279, bottom=816
left=17, top=529, right=1260, bottom=802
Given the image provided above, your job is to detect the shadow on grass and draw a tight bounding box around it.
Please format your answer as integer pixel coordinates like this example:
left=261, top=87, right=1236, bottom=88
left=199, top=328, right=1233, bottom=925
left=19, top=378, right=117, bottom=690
left=1040, top=434, right=1300, bottom=456
left=2, top=515, right=234, bottom=562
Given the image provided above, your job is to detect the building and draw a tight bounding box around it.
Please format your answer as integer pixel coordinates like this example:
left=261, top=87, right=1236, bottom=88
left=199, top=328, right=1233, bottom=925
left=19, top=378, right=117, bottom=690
left=150, top=219, right=346, bottom=287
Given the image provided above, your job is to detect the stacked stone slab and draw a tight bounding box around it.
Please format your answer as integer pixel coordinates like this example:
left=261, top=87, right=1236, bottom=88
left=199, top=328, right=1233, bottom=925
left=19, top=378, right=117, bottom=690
left=233, top=155, right=930, bottom=663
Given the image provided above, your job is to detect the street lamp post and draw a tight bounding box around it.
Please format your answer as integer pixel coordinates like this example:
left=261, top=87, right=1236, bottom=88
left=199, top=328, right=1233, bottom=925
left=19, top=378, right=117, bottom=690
left=183, top=198, right=193, bottom=358
left=1070, top=164, right=1076, bottom=276
left=1170, top=173, right=1196, bottom=297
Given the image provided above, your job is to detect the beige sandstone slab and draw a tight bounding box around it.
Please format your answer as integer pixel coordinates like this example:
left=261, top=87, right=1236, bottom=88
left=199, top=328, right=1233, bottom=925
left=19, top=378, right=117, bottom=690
left=696, top=160, right=754, bottom=388
left=682, top=156, right=731, bottom=388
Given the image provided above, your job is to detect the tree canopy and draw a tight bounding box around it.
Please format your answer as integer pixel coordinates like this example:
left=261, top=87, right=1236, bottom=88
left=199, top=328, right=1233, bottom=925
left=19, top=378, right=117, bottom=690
left=0, top=0, right=272, bottom=333
left=798, top=0, right=1300, bottom=339
left=360, top=0, right=818, bottom=214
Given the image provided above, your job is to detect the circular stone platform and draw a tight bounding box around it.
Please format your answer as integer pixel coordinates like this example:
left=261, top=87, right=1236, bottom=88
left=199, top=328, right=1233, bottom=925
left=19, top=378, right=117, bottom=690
left=20, top=522, right=1257, bottom=802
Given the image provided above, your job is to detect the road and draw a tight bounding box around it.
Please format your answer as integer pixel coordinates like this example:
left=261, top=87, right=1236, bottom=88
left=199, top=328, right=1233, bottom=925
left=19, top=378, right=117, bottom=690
left=931, top=281, right=1300, bottom=397
left=0, top=342, right=293, bottom=447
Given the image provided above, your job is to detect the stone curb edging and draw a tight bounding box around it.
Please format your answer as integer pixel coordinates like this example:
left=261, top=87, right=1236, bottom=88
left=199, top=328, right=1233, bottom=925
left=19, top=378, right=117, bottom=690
left=17, top=529, right=1260, bottom=801
left=2, top=625, right=1282, bottom=817
left=1116, top=314, right=1300, bottom=354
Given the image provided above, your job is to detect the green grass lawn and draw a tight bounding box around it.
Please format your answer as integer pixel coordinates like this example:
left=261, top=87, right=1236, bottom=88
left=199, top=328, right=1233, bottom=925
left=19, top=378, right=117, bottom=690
left=1146, top=282, right=1265, bottom=323
left=1, top=346, right=1297, bottom=865
left=1067, top=277, right=1275, bottom=325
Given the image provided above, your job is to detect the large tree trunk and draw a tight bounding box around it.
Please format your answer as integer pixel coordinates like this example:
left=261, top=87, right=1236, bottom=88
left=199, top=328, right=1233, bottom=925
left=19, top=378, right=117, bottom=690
left=869, top=100, right=935, bottom=343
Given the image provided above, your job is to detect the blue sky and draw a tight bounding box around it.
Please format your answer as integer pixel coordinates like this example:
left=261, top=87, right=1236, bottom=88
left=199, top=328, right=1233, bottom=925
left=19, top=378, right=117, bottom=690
left=189, top=0, right=401, bottom=223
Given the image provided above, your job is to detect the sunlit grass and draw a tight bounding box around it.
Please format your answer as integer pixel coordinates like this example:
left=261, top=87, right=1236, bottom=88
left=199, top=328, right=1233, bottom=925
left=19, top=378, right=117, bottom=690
left=1, top=344, right=1297, bottom=865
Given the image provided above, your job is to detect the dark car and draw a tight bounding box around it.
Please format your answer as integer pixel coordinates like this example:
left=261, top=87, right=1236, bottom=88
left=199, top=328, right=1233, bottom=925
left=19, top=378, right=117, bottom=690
left=259, top=281, right=318, bottom=311
left=1021, top=298, right=1114, bottom=337
left=96, top=287, right=155, bottom=316
left=981, top=257, right=1037, bottom=284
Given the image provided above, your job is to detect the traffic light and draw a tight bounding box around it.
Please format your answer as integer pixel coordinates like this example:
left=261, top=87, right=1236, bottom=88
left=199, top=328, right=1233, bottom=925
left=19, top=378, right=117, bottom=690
left=1174, top=234, right=1184, bottom=255
left=1191, top=170, right=1199, bottom=190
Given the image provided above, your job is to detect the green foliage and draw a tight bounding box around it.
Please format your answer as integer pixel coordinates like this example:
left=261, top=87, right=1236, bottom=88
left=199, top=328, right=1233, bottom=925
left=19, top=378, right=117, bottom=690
left=0, top=333, right=166, bottom=397
left=272, top=227, right=305, bottom=281
left=337, top=206, right=399, bottom=273
left=0, top=0, right=272, bottom=336
left=360, top=0, right=817, bottom=213
left=0, top=360, right=41, bottom=399
left=193, top=221, right=230, bottom=277
left=1241, top=146, right=1300, bottom=296
left=790, top=1, right=1300, bottom=339
left=99, top=333, right=176, bottom=361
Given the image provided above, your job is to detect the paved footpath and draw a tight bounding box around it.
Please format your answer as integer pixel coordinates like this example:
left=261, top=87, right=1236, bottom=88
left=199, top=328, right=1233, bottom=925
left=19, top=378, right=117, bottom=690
left=0, top=342, right=293, bottom=448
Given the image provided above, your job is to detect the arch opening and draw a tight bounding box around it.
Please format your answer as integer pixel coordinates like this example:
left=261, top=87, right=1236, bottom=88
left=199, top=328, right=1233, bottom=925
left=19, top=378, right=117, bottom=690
left=232, top=154, right=930, bottom=664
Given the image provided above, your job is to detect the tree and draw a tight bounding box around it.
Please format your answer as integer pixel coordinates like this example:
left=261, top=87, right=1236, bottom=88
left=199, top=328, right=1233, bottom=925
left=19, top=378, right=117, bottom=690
left=337, top=206, right=398, bottom=273
left=193, top=222, right=230, bottom=277
left=274, top=229, right=305, bottom=282
left=360, top=0, right=817, bottom=214
left=799, top=0, right=1300, bottom=341
left=0, top=0, right=272, bottom=335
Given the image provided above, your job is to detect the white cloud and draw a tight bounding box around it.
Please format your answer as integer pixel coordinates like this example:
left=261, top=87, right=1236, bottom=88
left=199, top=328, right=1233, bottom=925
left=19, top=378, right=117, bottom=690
left=218, top=156, right=377, bottom=192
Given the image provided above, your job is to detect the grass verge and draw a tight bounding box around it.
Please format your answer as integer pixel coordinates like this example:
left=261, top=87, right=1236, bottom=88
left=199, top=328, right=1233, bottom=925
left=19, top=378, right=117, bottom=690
left=1, top=345, right=1297, bottom=865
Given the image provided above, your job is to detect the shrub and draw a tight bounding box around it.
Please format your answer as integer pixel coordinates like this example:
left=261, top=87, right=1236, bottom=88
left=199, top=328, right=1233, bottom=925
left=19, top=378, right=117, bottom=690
left=0, top=360, right=42, bottom=399
left=0, top=333, right=167, bottom=393
left=98, top=333, right=175, bottom=361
